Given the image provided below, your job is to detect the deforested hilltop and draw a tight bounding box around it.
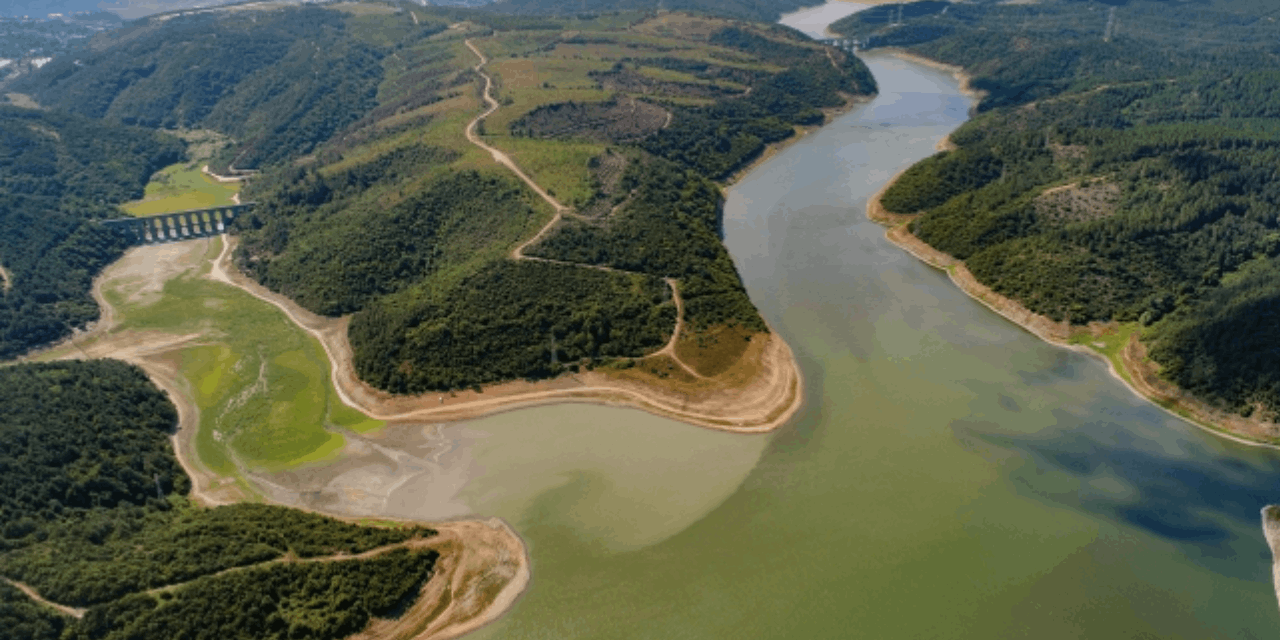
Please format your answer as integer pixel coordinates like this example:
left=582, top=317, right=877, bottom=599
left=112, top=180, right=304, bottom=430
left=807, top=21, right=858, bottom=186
left=835, top=0, right=1280, bottom=442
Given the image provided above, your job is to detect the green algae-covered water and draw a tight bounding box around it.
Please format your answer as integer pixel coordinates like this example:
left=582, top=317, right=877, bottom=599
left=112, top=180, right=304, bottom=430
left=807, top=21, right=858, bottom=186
left=316, top=6, right=1280, bottom=637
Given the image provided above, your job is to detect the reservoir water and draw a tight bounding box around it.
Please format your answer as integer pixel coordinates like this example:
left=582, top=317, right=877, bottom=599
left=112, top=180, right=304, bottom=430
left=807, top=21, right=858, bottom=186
left=301, top=5, right=1280, bottom=637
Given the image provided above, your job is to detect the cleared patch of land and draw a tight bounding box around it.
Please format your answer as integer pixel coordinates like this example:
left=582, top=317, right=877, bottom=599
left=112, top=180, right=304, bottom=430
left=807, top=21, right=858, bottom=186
left=45, top=238, right=376, bottom=483
left=511, top=95, right=669, bottom=143
left=121, top=161, right=241, bottom=216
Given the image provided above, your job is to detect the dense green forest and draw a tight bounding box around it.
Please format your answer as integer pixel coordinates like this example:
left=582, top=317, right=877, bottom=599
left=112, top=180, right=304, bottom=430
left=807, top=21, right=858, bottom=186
left=13, top=6, right=432, bottom=169
left=489, top=0, right=816, bottom=22
left=351, top=259, right=676, bottom=391
left=239, top=166, right=537, bottom=317
left=834, top=0, right=1280, bottom=418
left=0, top=106, right=181, bottom=360
left=0, top=360, right=439, bottom=637
left=527, top=158, right=766, bottom=333
left=643, top=26, right=875, bottom=179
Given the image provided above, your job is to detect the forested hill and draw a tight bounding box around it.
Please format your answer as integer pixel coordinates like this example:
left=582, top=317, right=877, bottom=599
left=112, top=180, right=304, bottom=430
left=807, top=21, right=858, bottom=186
left=488, top=0, right=817, bottom=22
left=10, top=2, right=873, bottom=391
left=834, top=0, right=1280, bottom=428
left=0, top=106, right=181, bottom=360
left=227, top=7, right=872, bottom=392
left=0, top=359, right=440, bottom=640
left=12, top=5, right=431, bottom=170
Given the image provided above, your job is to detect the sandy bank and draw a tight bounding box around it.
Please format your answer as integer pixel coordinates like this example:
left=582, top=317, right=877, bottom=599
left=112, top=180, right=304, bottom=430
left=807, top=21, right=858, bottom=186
left=867, top=161, right=1280, bottom=451
left=351, top=519, right=529, bottom=640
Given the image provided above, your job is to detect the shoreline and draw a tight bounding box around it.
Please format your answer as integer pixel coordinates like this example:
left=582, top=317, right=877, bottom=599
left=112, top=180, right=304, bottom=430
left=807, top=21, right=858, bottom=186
left=41, top=237, right=532, bottom=640
left=722, top=89, right=872, bottom=188
left=867, top=159, right=1280, bottom=452
left=210, top=237, right=804, bottom=434
left=1263, top=506, right=1280, bottom=614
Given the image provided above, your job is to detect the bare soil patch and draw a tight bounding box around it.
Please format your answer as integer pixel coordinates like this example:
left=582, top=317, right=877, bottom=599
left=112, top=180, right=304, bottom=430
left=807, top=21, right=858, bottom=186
left=1034, top=180, right=1119, bottom=225
left=510, top=96, right=669, bottom=143
left=4, top=577, right=86, bottom=619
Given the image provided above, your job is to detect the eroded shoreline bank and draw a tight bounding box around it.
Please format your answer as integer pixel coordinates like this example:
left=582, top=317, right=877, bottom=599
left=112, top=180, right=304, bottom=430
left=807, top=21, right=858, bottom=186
left=864, top=83, right=1280, bottom=450
left=33, top=238, right=532, bottom=640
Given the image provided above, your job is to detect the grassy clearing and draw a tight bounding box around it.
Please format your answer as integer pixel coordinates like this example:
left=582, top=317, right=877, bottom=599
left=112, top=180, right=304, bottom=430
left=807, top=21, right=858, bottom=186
left=1068, top=322, right=1141, bottom=386
left=486, top=137, right=606, bottom=207
left=103, top=238, right=384, bottom=475
left=120, top=162, right=240, bottom=216
left=675, top=324, right=759, bottom=378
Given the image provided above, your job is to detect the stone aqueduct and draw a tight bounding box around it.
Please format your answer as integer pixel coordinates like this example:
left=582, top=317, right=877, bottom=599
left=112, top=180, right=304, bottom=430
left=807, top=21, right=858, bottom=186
left=101, top=204, right=254, bottom=244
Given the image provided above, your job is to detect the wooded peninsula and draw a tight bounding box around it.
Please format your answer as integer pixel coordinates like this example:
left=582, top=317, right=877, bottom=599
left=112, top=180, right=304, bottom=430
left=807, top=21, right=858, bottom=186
left=838, top=0, right=1280, bottom=445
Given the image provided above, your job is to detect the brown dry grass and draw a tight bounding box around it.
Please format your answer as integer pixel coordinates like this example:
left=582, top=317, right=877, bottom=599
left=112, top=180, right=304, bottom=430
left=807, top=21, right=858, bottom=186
left=675, top=324, right=757, bottom=378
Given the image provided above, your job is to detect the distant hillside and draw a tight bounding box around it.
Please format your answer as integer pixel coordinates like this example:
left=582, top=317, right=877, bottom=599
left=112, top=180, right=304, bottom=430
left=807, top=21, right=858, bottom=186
left=0, top=105, right=181, bottom=360
left=13, top=5, right=416, bottom=169
left=835, top=0, right=1280, bottom=431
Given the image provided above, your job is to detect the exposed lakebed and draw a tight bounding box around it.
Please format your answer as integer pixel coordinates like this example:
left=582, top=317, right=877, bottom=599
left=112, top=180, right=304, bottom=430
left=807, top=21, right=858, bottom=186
left=255, top=6, right=1280, bottom=638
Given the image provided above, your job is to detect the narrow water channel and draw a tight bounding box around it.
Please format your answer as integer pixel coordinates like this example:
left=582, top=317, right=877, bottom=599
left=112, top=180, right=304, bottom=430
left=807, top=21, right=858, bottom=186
left=287, top=5, right=1280, bottom=637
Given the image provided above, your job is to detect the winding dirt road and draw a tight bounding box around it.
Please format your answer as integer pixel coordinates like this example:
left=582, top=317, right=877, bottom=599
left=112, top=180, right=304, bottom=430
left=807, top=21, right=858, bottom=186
left=463, top=38, right=704, bottom=380
left=3, top=578, right=86, bottom=619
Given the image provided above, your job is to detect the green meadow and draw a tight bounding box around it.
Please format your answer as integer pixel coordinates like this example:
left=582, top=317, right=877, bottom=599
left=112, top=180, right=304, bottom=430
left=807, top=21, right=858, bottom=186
left=120, top=162, right=241, bottom=216
left=102, top=238, right=383, bottom=476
